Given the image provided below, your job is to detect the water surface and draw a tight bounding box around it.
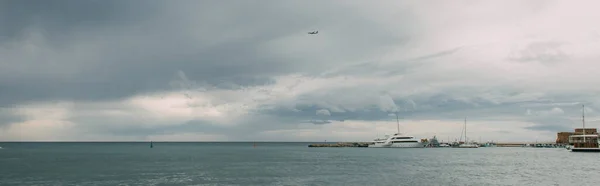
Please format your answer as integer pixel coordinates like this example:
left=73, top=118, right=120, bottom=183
left=0, top=142, right=598, bottom=186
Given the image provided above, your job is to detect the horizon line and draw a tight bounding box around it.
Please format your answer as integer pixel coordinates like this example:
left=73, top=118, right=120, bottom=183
left=0, top=140, right=558, bottom=143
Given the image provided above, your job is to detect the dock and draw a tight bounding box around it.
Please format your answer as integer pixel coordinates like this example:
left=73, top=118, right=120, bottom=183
left=307, top=142, right=564, bottom=148
left=308, top=142, right=370, bottom=148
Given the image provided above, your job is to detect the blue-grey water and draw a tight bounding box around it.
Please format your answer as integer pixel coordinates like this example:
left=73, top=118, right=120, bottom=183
left=0, top=142, right=598, bottom=186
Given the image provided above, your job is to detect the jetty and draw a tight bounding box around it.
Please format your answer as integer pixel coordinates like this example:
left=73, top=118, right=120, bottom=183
left=308, top=142, right=370, bottom=148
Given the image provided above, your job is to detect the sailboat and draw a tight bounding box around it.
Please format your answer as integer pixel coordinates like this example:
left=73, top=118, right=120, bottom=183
left=457, top=117, right=479, bottom=148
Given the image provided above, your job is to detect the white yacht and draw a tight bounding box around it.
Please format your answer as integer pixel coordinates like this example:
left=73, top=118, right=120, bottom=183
left=368, top=133, right=429, bottom=148
left=368, top=114, right=429, bottom=148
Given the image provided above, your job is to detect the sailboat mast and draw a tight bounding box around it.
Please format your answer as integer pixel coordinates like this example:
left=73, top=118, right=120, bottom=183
left=396, top=112, right=400, bottom=134
left=464, top=117, right=467, bottom=144
left=583, top=104, right=586, bottom=143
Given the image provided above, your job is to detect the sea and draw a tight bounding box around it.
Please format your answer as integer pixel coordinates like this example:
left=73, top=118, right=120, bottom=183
left=0, top=142, right=599, bottom=186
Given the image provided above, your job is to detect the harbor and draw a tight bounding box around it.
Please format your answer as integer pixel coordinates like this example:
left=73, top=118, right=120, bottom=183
left=308, top=105, right=599, bottom=151
left=308, top=142, right=370, bottom=148
left=308, top=141, right=566, bottom=148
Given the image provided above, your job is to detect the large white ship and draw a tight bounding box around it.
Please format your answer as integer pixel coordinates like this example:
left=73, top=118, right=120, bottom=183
left=368, top=114, right=429, bottom=148
left=369, top=133, right=429, bottom=148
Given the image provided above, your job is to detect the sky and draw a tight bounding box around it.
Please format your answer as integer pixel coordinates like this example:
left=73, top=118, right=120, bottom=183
left=2, top=0, right=600, bottom=142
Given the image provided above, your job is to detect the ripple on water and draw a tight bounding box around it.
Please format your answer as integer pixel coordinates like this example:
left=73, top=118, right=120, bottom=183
left=1, top=143, right=600, bottom=185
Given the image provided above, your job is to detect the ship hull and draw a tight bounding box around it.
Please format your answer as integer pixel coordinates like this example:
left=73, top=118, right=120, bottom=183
left=368, top=142, right=428, bottom=148
left=571, top=148, right=600, bottom=152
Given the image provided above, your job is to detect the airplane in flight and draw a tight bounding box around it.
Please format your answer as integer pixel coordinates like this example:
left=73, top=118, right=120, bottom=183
left=308, top=31, right=318, bottom=34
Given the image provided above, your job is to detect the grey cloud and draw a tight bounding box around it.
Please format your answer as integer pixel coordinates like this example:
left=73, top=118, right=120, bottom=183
left=378, top=94, right=399, bottom=113
left=0, top=109, right=23, bottom=127
left=0, top=1, right=414, bottom=107
left=320, top=46, right=463, bottom=78
left=0, top=0, right=161, bottom=44
left=68, top=113, right=230, bottom=139
left=265, top=87, right=585, bottom=123
left=524, top=118, right=573, bottom=133
left=4, top=1, right=600, bottom=141
left=305, top=120, right=332, bottom=125
left=259, top=103, right=388, bottom=123
left=315, top=109, right=331, bottom=116
left=508, top=41, right=569, bottom=64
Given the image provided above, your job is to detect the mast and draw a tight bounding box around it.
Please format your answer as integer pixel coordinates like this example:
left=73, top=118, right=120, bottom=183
left=396, top=112, right=400, bottom=134
left=464, top=117, right=467, bottom=144
left=583, top=104, right=586, bottom=143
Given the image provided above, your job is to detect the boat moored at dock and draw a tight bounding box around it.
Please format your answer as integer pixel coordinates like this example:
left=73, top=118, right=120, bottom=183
left=367, top=113, right=429, bottom=148
left=568, top=105, right=600, bottom=152
left=454, top=118, right=479, bottom=148
left=368, top=133, right=429, bottom=148
left=569, top=134, right=600, bottom=152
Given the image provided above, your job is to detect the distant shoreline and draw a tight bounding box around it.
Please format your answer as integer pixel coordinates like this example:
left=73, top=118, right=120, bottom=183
left=0, top=141, right=558, bottom=143
left=0, top=141, right=339, bottom=143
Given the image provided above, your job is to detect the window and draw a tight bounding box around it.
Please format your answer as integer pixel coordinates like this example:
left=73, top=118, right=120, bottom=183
left=392, top=141, right=419, bottom=143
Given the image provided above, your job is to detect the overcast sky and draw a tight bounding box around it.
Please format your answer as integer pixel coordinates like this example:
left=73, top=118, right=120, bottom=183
left=2, top=0, right=600, bottom=142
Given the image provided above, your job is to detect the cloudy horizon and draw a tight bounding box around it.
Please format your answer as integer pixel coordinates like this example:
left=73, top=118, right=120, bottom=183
left=2, top=0, right=600, bottom=142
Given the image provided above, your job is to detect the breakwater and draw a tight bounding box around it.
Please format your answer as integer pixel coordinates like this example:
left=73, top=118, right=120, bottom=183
left=308, top=142, right=370, bottom=147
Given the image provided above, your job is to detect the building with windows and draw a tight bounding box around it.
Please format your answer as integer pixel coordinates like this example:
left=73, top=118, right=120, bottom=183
left=556, top=128, right=598, bottom=144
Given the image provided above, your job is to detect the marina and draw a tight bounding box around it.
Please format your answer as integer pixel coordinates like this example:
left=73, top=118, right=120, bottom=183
left=308, top=142, right=370, bottom=148
left=309, top=142, right=562, bottom=148
left=308, top=104, right=598, bottom=151
left=455, top=118, right=478, bottom=148
left=367, top=113, right=429, bottom=148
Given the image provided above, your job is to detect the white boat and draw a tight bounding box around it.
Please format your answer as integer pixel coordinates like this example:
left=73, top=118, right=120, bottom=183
left=569, top=105, right=600, bottom=152
left=368, top=133, right=429, bottom=148
left=456, top=117, right=479, bottom=148
left=368, top=113, right=429, bottom=148
left=458, top=143, right=479, bottom=148
left=569, top=134, right=600, bottom=152
left=439, top=143, right=451, bottom=147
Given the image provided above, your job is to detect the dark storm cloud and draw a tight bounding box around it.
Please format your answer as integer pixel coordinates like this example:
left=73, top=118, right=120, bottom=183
left=0, top=0, right=412, bottom=107
left=0, top=0, right=162, bottom=44
left=0, top=110, right=23, bottom=127
left=69, top=114, right=231, bottom=138
left=256, top=94, right=531, bottom=124
left=524, top=118, right=574, bottom=132
left=261, top=105, right=392, bottom=122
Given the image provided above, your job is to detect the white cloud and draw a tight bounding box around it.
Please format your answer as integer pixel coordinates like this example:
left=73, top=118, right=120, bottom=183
left=1, top=102, right=76, bottom=141
left=526, top=107, right=565, bottom=116
left=315, top=109, right=331, bottom=116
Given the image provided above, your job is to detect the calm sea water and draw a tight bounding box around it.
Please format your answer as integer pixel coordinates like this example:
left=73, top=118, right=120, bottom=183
left=0, top=142, right=599, bottom=186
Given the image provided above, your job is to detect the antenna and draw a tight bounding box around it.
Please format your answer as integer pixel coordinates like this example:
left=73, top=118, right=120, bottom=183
left=583, top=104, right=586, bottom=143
